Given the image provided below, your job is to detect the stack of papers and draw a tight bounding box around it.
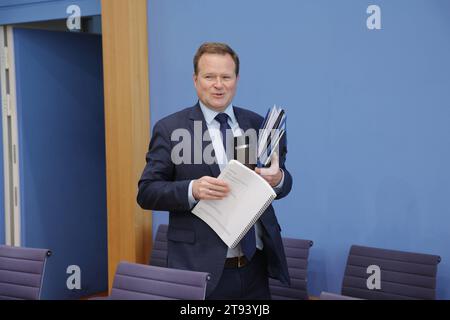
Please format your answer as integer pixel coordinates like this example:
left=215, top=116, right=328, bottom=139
left=192, top=160, right=276, bottom=248
left=257, top=105, right=286, bottom=167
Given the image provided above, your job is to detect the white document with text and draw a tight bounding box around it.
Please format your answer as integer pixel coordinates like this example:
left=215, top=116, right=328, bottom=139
left=192, top=160, right=276, bottom=248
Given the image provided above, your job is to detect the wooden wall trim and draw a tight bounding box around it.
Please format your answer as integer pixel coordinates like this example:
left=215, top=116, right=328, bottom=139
left=101, top=0, right=151, bottom=290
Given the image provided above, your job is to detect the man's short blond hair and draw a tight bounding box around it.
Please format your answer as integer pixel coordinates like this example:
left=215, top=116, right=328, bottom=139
left=193, top=42, right=240, bottom=76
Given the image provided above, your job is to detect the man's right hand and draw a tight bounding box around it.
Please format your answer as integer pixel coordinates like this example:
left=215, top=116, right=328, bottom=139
left=192, top=176, right=230, bottom=200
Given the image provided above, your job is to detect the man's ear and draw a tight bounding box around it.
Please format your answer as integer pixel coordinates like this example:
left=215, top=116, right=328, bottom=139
left=193, top=73, right=198, bottom=87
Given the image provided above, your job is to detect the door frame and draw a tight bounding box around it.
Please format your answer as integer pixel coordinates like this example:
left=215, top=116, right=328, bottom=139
left=0, top=26, right=22, bottom=246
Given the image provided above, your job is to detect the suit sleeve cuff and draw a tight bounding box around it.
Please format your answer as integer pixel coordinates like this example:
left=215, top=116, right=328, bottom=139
left=188, top=180, right=199, bottom=209
left=273, top=169, right=285, bottom=194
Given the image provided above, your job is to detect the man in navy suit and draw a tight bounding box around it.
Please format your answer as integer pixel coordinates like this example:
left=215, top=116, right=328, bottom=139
left=137, top=43, right=292, bottom=299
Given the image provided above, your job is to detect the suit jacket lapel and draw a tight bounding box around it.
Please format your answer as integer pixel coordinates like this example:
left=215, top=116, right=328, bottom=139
left=188, top=103, right=221, bottom=177
left=233, top=107, right=254, bottom=133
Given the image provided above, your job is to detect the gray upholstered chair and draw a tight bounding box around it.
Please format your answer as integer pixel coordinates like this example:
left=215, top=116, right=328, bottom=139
left=150, top=224, right=168, bottom=267
left=0, top=245, right=51, bottom=300
left=105, top=261, right=210, bottom=300
left=269, top=237, right=313, bottom=300
left=340, top=244, right=441, bottom=300
left=151, top=225, right=315, bottom=300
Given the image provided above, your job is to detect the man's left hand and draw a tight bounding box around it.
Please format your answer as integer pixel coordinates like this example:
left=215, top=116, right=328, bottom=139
left=255, top=153, right=283, bottom=187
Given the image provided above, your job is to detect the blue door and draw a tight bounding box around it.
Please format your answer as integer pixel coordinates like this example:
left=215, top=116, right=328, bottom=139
left=13, top=28, right=107, bottom=299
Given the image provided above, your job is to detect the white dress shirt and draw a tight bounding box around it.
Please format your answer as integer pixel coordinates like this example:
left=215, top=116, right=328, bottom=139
left=188, top=101, right=284, bottom=258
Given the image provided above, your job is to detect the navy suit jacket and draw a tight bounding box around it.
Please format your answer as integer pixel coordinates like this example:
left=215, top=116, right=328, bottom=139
left=137, top=103, right=292, bottom=296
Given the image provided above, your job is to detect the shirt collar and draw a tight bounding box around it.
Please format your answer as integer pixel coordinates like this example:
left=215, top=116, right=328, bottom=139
left=199, top=101, right=237, bottom=126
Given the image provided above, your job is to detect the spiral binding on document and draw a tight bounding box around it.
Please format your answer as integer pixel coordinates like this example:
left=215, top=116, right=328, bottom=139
left=230, top=193, right=277, bottom=248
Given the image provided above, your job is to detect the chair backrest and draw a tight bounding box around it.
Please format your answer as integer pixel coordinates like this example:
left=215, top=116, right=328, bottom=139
left=110, top=261, right=210, bottom=300
left=342, top=245, right=441, bottom=300
left=150, top=224, right=168, bottom=267
left=269, top=237, right=313, bottom=300
left=0, top=245, right=51, bottom=300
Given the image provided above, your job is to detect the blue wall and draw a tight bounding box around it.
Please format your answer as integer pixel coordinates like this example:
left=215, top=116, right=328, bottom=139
left=0, top=0, right=100, bottom=25
left=147, top=0, right=450, bottom=299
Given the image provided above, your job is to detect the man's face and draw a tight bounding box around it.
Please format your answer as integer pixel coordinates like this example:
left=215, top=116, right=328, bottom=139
left=193, top=53, right=239, bottom=112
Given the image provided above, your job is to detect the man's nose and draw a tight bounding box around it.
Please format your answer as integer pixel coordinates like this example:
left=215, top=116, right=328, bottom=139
left=213, top=77, right=224, bottom=88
